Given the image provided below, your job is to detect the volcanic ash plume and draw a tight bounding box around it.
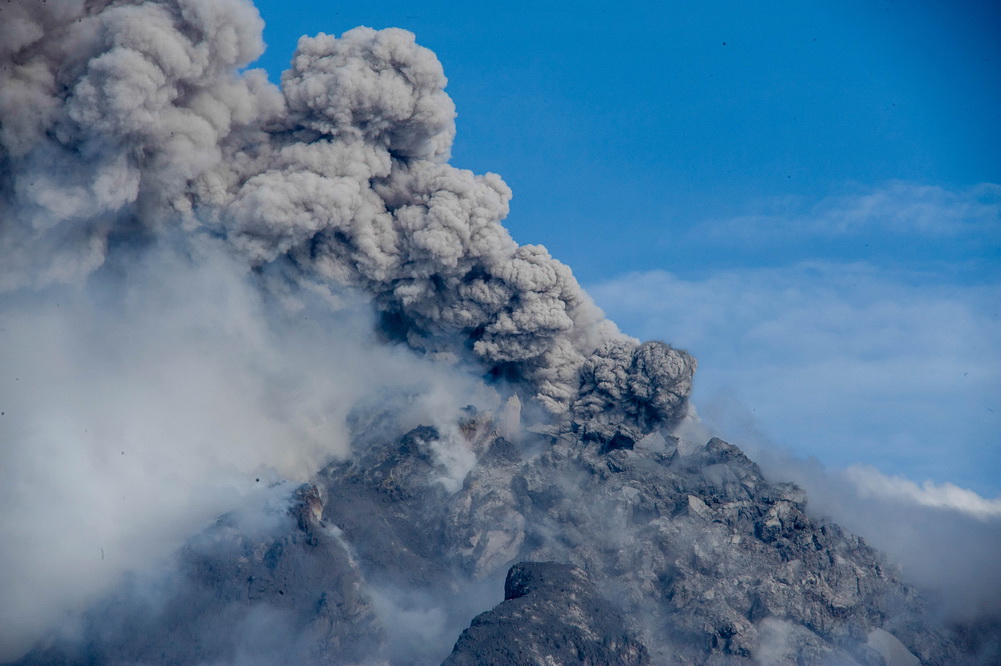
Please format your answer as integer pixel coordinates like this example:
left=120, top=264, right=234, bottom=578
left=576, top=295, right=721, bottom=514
left=0, top=0, right=694, bottom=425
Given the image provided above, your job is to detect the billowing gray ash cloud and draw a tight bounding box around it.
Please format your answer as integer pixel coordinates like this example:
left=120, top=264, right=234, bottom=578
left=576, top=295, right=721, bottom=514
left=0, top=0, right=694, bottom=423
left=0, top=0, right=697, bottom=660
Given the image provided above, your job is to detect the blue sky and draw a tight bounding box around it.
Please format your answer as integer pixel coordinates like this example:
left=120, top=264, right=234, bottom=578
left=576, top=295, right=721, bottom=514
left=249, top=1, right=1000, bottom=495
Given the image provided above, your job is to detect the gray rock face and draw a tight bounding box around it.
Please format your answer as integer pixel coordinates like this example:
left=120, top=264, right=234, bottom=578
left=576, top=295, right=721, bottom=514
left=315, top=412, right=960, bottom=665
left=12, top=411, right=991, bottom=665
left=443, top=562, right=649, bottom=665
left=16, top=485, right=384, bottom=666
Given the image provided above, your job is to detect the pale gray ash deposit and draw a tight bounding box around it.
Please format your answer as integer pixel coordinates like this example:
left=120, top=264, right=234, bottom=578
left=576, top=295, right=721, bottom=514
left=1, top=1, right=998, bottom=664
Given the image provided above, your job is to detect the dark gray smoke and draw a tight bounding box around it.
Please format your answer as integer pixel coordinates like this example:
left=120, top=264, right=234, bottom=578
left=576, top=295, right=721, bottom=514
left=0, top=0, right=693, bottom=421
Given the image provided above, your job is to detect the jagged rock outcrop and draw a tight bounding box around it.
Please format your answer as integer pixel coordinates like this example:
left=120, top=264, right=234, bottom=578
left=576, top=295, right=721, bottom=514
left=311, top=409, right=957, bottom=664
left=13, top=411, right=979, bottom=665
left=443, top=562, right=650, bottom=665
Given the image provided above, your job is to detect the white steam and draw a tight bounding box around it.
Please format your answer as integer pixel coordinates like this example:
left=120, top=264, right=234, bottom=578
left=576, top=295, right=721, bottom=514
left=0, top=242, right=495, bottom=661
left=795, top=462, right=1001, bottom=620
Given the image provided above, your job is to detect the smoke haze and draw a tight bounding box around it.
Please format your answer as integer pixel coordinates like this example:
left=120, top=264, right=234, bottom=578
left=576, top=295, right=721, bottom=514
left=691, top=397, right=1001, bottom=622
left=0, top=239, right=503, bottom=660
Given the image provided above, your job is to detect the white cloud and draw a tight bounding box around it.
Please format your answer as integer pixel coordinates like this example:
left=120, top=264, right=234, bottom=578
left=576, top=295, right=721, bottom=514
left=753, top=447, right=1001, bottom=619
left=691, top=181, right=1001, bottom=241
left=843, top=466, right=1001, bottom=520
left=672, top=400, right=1001, bottom=619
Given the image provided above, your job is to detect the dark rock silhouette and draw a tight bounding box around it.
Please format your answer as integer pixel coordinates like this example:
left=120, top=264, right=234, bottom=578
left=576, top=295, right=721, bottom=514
left=444, top=562, right=649, bottom=665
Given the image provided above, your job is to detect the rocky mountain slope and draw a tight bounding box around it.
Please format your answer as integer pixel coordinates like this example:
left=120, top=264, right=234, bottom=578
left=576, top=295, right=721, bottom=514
left=17, top=406, right=981, bottom=665
left=2, top=3, right=997, bottom=663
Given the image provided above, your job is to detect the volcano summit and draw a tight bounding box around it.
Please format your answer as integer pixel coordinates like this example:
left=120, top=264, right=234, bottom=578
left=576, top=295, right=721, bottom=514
left=0, top=1, right=996, bottom=664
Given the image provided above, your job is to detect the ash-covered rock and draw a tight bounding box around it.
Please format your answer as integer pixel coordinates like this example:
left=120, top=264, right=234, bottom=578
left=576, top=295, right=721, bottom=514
left=11, top=411, right=985, bottom=665
left=319, top=425, right=460, bottom=588
left=443, top=561, right=650, bottom=665
left=313, top=414, right=958, bottom=665
left=16, top=485, right=384, bottom=666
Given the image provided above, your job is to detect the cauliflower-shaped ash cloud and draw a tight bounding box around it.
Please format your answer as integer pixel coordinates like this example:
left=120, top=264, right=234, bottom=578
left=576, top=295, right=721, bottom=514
left=0, top=0, right=695, bottom=429
left=283, top=27, right=456, bottom=162
left=574, top=340, right=696, bottom=435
